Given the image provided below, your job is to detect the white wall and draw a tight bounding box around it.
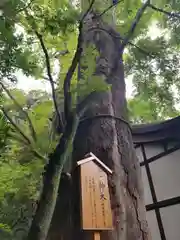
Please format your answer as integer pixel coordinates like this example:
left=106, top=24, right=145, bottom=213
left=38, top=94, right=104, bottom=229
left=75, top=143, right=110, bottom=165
left=150, top=150, right=180, bottom=201
left=135, top=143, right=180, bottom=240
left=146, top=210, right=161, bottom=240
left=144, top=143, right=164, bottom=159
left=141, top=166, right=153, bottom=204
left=161, top=204, right=180, bottom=240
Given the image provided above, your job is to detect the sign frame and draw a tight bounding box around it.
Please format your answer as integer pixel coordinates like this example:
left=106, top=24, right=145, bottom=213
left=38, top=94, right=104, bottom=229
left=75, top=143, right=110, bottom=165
left=77, top=152, right=113, bottom=232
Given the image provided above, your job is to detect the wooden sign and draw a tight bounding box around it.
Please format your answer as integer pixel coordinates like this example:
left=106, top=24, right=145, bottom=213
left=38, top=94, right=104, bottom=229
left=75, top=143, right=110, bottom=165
left=77, top=153, right=113, bottom=231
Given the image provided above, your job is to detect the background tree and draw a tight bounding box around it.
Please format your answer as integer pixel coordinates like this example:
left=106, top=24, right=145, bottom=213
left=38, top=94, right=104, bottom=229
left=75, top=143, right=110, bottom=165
left=0, top=88, right=52, bottom=239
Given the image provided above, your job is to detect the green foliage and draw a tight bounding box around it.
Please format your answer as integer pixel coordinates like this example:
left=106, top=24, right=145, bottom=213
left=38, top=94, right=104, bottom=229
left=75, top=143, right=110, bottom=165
left=0, top=223, right=12, bottom=233
left=125, top=34, right=180, bottom=121
left=0, top=2, right=43, bottom=80
left=0, top=114, right=9, bottom=151
left=0, top=89, right=51, bottom=239
left=76, top=44, right=110, bottom=101
left=0, top=163, right=38, bottom=201
left=2, top=87, right=54, bottom=155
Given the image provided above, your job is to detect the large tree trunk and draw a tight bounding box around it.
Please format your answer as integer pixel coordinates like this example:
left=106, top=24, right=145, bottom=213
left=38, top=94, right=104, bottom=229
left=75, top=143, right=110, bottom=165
left=71, top=7, right=151, bottom=240
left=48, top=3, right=151, bottom=240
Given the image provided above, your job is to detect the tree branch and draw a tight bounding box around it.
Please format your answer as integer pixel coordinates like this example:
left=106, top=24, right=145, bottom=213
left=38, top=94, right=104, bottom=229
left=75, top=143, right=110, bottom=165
left=149, top=4, right=180, bottom=19
left=31, top=149, right=47, bottom=161
left=53, top=49, right=70, bottom=58
left=5, top=119, right=47, bottom=161
left=63, top=32, right=82, bottom=121
left=1, top=107, right=31, bottom=145
left=81, top=0, right=96, bottom=22
left=24, top=9, right=64, bottom=131
left=127, top=40, right=156, bottom=58
left=120, top=0, right=150, bottom=51
left=97, top=0, right=124, bottom=18
left=0, top=81, right=37, bottom=142
left=87, top=26, right=155, bottom=59
left=63, top=0, right=95, bottom=121
left=42, top=75, right=57, bottom=84
left=17, top=0, right=35, bottom=13
left=34, top=31, right=64, bottom=130
left=7, top=132, right=28, bottom=145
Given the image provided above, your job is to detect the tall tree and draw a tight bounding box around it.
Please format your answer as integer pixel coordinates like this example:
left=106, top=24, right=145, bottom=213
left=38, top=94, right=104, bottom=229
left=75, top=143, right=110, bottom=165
left=71, top=0, right=150, bottom=239
left=0, top=89, right=52, bottom=240
left=48, top=0, right=150, bottom=239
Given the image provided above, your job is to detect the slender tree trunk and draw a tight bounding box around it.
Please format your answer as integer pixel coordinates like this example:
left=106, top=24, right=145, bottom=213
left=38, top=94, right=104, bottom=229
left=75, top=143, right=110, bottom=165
left=71, top=3, right=151, bottom=240
left=27, top=115, right=80, bottom=240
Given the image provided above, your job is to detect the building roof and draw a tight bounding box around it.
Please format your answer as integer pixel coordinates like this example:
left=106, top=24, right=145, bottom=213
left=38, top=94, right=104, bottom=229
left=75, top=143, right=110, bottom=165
left=131, top=116, right=180, bottom=144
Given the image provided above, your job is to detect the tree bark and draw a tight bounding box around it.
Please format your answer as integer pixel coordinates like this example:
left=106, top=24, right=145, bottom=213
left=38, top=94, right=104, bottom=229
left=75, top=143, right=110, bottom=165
left=72, top=9, right=151, bottom=240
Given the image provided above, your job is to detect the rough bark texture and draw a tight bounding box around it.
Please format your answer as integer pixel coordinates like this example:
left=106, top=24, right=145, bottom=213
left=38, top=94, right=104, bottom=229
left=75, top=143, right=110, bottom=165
left=72, top=12, right=150, bottom=240
left=48, top=10, right=151, bottom=240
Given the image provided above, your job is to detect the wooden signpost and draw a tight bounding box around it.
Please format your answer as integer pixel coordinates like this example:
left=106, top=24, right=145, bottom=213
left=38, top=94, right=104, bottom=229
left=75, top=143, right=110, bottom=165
left=77, top=152, right=113, bottom=240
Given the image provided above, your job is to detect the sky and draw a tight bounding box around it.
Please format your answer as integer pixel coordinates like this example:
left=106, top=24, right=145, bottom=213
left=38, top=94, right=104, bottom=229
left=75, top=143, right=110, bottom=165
left=16, top=70, right=135, bottom=99
left=16, top=71, right=53, bottom=94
